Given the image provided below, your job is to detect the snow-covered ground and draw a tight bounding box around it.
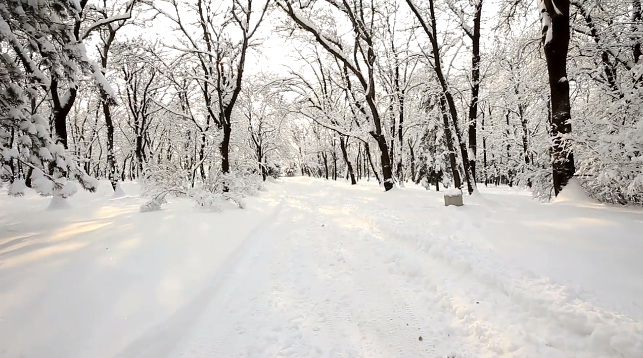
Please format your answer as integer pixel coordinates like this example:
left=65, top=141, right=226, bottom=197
left=1, top=178, right=642, bottom=358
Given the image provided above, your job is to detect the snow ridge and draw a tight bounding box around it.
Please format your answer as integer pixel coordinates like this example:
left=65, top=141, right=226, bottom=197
left=346, top=200, right=643, bottom=358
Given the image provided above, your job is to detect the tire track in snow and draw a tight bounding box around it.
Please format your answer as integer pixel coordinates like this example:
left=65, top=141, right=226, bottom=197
left=322, top=204, right=467, bottom=358
left=346, top=199, right=643, bottom=358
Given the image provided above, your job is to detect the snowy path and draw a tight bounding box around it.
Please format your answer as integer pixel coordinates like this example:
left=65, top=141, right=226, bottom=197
left=159, top=179, right=642, bottom=358
left=1, top=178, right=642, bottom=358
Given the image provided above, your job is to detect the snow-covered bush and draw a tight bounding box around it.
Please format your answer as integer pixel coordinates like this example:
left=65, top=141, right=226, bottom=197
left=141, top=163, right=261, bottom=212
left=140, top=194, right=168, bottom=213
left=8, top=178, right=26, bottom=196
left=266, top=161, right=282, bottom=179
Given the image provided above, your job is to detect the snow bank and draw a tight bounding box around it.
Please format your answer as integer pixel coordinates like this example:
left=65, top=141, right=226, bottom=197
left=113, top=182, right=127, bottom=198
left=553, top=178, right=596, bottom=204
left=0, top=181, right=280, bottom=358
left=444, top=187, right=462, bottom=197
left=47, top=194, right=72, bottom=210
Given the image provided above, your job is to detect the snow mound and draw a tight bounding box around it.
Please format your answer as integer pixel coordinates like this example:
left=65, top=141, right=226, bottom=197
left=465, top=187, right=497, bottom=206
left=444, top=188, right=462, bottom=197
left=47, top=195, right=71, bottom=210
left=553, top=178, right=596, bottom=204
left=113, top=182, right=126, bottom=198
left=8, top=179, right=26, bottom=196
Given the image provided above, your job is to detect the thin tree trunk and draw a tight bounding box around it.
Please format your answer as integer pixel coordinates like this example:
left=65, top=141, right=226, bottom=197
left=505, top=110, right=513, bottom=187
left=467, top=0, right=482, bottom=184
left=397, top=93, right=404, bottom=183
left=482, top=108, right=488, bottom=186
left=322, top=152, right=329, bottom=179
left=364, top=142, right=381, bottom=184
left=102, top=99, right=117, bottom=190
left=339, top=136, right=357, bottom=185
left=332, top=149, right=338, bottom=180
left=408, top=139, right=416, bottom=183
left=355, top=143, right=362, bottom=180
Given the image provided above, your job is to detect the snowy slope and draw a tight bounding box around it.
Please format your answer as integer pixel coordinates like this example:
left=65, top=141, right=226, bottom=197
left=1, top=178, right=642, bottom=358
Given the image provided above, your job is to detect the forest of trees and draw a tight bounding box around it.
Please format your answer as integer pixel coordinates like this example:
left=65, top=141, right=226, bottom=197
left=1, top=0, right=642, bottom=207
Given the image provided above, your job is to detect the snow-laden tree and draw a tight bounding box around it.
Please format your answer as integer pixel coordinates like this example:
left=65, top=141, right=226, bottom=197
left=155, top=0, right=270, bottom=187
left=0, top=0, right=106, bottom=197
left=277, top=0, right=396, bottom=190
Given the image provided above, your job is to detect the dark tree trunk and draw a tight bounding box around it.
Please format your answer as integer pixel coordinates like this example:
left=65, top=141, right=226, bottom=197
left=220, top=122, right=231, bottom=175
left=408, top=139, right=416, bottom=183
left=339, top=137, right=357, bottom=185
left=373, top=135, right=392, bottom=189
left=322, top=152, right=329, bottom=179
left=541, top=0, right=575, bottom=195
left=102, top=99, right=117, bottom=190
left=135, top=129, right=145, bottom=177
left=518, top=103, right=532, bottom=187
left=51, top=80, right=76, bottom=150
left=99, top=26, right=118, bottom=191
left=634, top=0, right=642, bottom=64
left=199, top=132, right=207, bottom=181
left=356, top=144, right=362, bottom=180
left=505, top=110, right=513, bottom=187
left=439, top=96, right=462, bottom=190
left=332, top=150, right=338, bottom=180
left=467, top=0, right=482, bottom=184
left=364, top=142, right=381, bottom=184
left=396, top=93, right=404, bottom=183
left=389, top=104, right=395, bottom=178
left=258, top=149, right=266, bottom=181
left=482, top=108, right=488, bottom=186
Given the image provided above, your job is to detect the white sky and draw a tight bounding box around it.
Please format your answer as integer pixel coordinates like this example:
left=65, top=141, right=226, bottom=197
left=114, top=0, right=536, bottom=81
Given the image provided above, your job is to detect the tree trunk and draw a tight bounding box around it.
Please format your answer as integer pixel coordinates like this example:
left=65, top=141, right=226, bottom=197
left=467, top=0, right=482, bottom=184
left=396, top=93, right=404, bottom=183
left=408, top=139, right=416, bottom=183
left=99, top=26, right=118, bottom=191
left=135, top=128, right=145, bottom=177
left=356, top=145, right=361, bottom=180
left=364, top=142, right=381, bottom=184
left=540, top=0, right=575, bottom=195
left=102, top=99, right=117, bottom=191
left=332, top=150, right=338, bottom=180
left=220, top=121, right=232, bottom=191
left=518, top=103, right=532, bottom=187
left=199, top=132, right=207, bottom=181
left=322, top=152, right=329, bottom=179
left=634, top=0, right=642, bottom=64
left=51, top=83, right=76, bottom=150
left=505, top=110, right=513, bottom=187
left=482, top=108, right=488, bottom=186
left=339, top=136, right=356, bottom=185
left=258, top=148, right=266, bottom=181
left=439, top=96, right=462, bottom=190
